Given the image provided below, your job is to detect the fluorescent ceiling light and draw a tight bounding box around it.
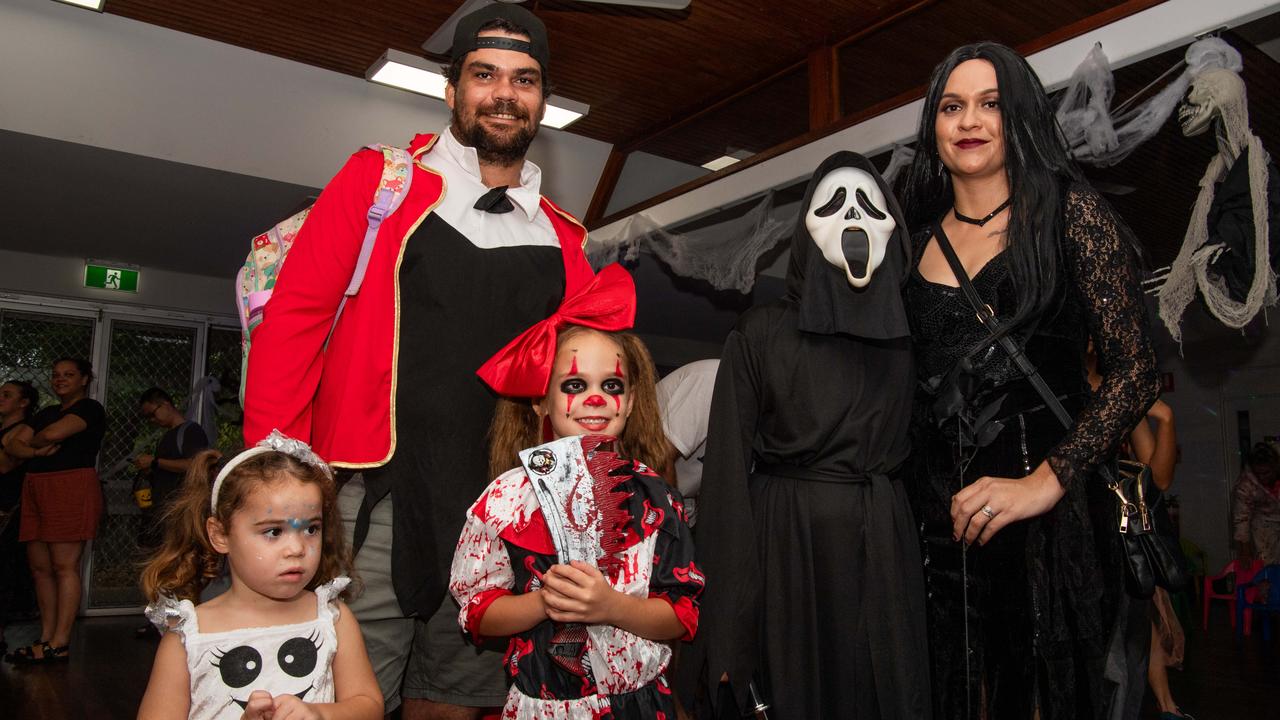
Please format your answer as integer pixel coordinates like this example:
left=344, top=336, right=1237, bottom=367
left=701, top=156, right=741, bottom=172
left=366, top=49, right=589, bottom=129
left=366, top=50, right=448, bottom=99
left=53, top=0, right=105, bottom=10
left=701, top=154, right=747, bottom=170
left=701, top=148, right=754, bottom=172
left=542, top=95, right=589, bottom=130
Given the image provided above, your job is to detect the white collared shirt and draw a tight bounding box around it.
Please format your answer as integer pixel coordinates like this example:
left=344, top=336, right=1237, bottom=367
left=419, top=127, right=559, bottom=249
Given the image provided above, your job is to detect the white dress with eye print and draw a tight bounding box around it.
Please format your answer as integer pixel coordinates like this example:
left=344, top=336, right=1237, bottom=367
left=146, top=577, right=348, bottom=720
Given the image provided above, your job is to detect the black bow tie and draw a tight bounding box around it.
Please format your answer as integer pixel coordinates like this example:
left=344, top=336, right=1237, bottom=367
left=474, top=185, right=515, bottom=214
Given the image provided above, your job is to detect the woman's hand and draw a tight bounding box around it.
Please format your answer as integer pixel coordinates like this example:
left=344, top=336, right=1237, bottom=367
left=541, top=560, right=621, bottom=625
left=951, top=461, right=1065, bottom=545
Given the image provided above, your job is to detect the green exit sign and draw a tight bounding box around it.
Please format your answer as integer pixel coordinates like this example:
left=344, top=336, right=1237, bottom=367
left=84, top=264, right=139, bottom=292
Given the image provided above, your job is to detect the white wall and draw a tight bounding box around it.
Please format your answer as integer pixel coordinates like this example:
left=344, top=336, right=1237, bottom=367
left=0, top=0, right=612, bottom=217
left=1, top=248, right=234, bottom=320
left=1151, top=304, right=1280, bottom=572
left=606, top=152, right=709, bottom=217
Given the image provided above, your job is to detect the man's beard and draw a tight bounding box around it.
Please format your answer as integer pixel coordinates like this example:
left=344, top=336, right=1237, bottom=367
left=453, top=99, right=540, bottom=166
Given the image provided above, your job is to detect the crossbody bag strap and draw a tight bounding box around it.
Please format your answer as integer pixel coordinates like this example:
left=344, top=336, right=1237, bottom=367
left=931, top=221, right=1074, bottom=431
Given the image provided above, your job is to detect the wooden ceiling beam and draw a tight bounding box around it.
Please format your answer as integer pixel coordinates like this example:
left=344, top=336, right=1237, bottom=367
left=584, top=148, right=628, bottom=229
left=808, top=45, right=840, bottom=131
left=589, top=0, right=1170, bottom=231
left=616, top=0, right=934, bottom=155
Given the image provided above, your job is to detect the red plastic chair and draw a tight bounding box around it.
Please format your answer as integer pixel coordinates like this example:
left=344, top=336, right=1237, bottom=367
left=1203, top=558, right=1262, bottom=631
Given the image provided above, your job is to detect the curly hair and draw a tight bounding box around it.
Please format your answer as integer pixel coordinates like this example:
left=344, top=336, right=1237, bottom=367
left=140, top=449, right=355, bottom=604
left=488, top=327, right=672, bottom=479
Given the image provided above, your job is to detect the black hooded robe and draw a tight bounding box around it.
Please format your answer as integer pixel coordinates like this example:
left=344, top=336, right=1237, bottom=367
left=680, top=153, right=931, bottom=719
left=1205, top=145, right=1280, bottom=303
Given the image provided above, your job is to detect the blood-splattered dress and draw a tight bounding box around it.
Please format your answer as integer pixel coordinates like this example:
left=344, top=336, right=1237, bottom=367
left=450, top=435, right=702, bottom=719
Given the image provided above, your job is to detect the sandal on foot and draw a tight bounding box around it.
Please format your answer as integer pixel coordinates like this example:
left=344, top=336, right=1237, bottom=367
left=14, top=642, right=69, bottom=665
left=4, top=642, right=43, bottom=663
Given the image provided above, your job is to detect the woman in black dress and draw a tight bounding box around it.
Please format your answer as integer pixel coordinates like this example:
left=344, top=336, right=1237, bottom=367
left=900, top=43, right=1159, bottom=719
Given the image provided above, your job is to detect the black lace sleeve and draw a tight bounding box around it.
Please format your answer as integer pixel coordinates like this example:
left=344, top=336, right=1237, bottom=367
left=1046, top=186, right=1160, bottom=488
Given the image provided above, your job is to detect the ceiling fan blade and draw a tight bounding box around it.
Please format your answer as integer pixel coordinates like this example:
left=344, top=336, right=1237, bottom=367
left=575, top=0, right=690, bottom=7
left=422, top=0, right=527, bottom=56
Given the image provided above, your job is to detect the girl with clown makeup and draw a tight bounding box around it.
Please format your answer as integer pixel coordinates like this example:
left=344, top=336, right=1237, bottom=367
left=450, top=264, right=702, bottom=720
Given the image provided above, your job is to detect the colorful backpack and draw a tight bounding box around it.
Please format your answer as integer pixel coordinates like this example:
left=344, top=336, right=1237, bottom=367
left=236, top=144, right=413, bottom=404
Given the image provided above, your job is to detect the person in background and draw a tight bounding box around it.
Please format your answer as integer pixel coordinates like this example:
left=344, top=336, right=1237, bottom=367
left=1131, top=399, right=1192, bottom=720
left=0, top=380, right=39, bottom=656
left=133, top=387, right=212, bottom=638
left=656, top=359, right=719, bottom=526
left=1087, top=348, right=1191, bottom=720
left=134, top=387, right=211, bottom=548
left=1233, top=441, right=1280, bottom=566
left=3, top=358, right=107, bottom=665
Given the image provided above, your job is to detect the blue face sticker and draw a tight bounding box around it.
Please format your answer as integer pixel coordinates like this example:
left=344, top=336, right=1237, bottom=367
left=287, top=518, right=307, bottom=531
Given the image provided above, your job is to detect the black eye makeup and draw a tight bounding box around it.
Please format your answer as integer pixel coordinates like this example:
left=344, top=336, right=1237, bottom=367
left=560, top=378, right=588, bottom=395
left=601, top=378, right=626, bottom=395
left=813, top=187, right=846, bottom=217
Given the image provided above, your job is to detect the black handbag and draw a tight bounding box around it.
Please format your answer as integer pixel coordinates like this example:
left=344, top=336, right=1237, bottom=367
left=931, top=221, right=1188, bottom=599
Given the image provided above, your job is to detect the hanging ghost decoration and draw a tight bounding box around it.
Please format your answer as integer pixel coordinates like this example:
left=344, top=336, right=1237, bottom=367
left=1158, top=42, right=1280, bottom=342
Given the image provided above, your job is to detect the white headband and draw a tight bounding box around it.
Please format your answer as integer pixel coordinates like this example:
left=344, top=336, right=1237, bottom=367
left=211, top=429, right=332, bottom=512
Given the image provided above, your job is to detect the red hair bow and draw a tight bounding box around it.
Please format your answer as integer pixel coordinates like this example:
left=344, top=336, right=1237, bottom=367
left=477, top=263, right=637, bottom=397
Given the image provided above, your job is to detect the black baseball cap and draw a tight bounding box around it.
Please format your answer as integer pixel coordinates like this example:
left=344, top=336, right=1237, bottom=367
left=451, top=3, right=550, bottom=72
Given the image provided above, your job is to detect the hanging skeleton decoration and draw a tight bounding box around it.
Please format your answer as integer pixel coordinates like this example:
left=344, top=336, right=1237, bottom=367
left=804, top=166, right=898, bottom=288
left=1158, top=40, right=1280, bottom=341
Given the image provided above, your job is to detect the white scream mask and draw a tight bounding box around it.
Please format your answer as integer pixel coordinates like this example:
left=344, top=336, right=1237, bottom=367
left=804, top=166, right=897, bottom=288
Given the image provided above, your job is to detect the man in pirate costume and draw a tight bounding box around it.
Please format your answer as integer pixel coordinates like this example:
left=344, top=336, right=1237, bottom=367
left=243, top=5, right=594, bottom=718
left=678, top=152, right=930, bottom=719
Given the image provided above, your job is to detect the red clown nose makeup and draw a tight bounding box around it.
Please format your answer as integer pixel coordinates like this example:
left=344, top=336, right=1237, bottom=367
left=535, top=329, right=633, bottom=440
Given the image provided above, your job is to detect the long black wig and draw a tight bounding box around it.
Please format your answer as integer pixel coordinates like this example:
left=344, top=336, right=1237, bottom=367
left=901, top=42, right=1083, bottom=339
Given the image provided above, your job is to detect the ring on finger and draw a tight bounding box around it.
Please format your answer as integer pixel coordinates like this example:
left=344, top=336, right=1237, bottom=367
left=980, top=504, right=996, bottom=519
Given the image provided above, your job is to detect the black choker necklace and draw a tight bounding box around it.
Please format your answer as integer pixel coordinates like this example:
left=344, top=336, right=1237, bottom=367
left=954, top=197, right=1011, bottom=227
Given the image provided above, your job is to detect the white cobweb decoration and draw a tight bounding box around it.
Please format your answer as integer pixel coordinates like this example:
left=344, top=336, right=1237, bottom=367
left=586, top=145, right=917, bottom=293
left=1055, top=38, right=1242, bottom=168
left=588, top=189, right=794, bottom=294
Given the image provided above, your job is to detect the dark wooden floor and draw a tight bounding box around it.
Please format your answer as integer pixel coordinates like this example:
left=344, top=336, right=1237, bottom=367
left=2, top=603, right=1277, bottom=719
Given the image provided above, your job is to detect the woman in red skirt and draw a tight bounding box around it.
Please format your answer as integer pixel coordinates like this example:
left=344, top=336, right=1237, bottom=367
left=4, top=357, right=106, bottom=664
